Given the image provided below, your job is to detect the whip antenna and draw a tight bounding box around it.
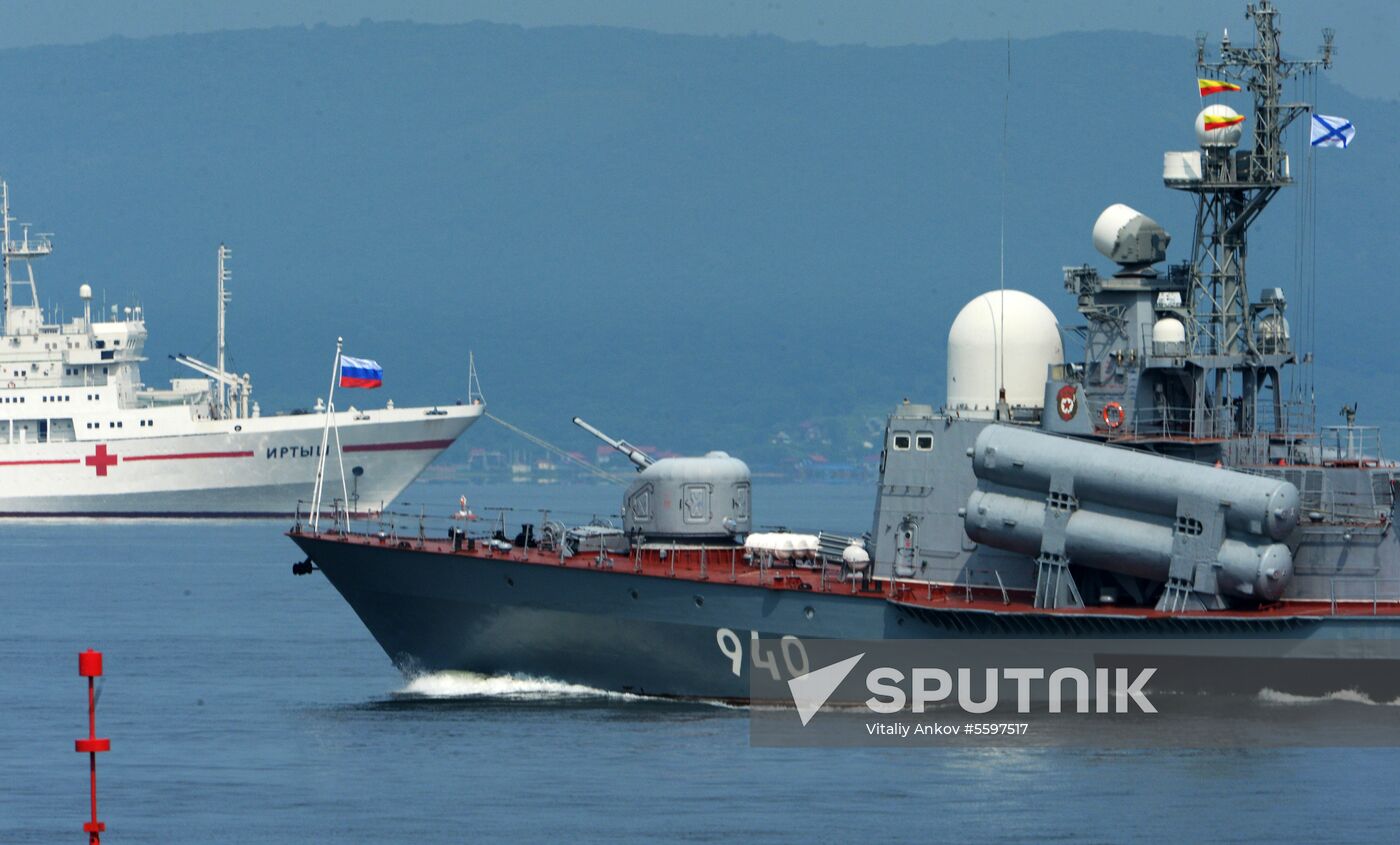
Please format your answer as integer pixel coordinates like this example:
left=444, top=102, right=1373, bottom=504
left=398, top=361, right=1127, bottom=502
left=997, top=34, right=1011, bottom=416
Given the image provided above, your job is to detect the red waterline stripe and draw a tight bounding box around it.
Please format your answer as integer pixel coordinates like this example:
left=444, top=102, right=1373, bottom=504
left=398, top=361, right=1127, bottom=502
left=344, top=439, right=455, bottom=453
left=124, top=450, right=255, bottom=462
left=0, top=458, right=82, bottom=466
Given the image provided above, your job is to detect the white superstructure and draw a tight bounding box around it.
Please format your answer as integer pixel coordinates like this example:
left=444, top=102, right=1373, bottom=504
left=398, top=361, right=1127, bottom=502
left=0, top=178, right=482, bottom=516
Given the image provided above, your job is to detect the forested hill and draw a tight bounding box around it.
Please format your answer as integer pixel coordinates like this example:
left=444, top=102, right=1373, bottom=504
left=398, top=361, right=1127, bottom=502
left=1, top=21, right=1394, bottom=462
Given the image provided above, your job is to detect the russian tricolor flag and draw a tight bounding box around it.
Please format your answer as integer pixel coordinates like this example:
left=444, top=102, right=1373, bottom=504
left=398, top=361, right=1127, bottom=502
left=339, top=355, right=383, bottom=389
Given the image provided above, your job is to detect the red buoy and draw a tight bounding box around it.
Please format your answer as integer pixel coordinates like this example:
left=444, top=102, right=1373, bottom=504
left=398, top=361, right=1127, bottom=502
left=75, top=649, right=109, bottom=844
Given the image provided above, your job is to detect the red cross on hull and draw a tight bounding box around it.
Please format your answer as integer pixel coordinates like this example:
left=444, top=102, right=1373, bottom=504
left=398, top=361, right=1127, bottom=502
left=85, top=444, right=119, bottom=477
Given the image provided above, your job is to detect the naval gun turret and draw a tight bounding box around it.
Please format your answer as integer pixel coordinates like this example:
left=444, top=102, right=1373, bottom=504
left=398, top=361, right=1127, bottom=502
left=574, top=418, right=752, bottom=542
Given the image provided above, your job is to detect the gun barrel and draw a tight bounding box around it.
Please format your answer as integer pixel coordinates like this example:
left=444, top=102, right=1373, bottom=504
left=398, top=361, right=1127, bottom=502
left=572, top=416, right=653, bottom=469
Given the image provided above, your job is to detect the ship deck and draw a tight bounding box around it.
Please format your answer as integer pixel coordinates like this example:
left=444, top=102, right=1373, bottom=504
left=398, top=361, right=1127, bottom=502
left=291, top=528, right=1400, bottom=622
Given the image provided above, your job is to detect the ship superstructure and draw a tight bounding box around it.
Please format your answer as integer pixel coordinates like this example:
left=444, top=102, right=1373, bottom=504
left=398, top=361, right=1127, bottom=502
left=0, top=180, right=482, bottom=516
left=290, top=3, right=1400, bottom=700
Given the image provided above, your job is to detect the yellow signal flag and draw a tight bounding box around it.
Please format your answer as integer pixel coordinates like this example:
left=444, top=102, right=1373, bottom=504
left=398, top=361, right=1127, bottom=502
left=1203, top=113, right=1246, bottom=130
left=1198, top=78, right=1242, bottom=96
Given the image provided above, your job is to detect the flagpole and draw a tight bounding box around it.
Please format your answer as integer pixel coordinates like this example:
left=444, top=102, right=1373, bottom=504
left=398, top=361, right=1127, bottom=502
left=332, top=405, right=350, bottom=524
left=310, top=336, right=342, bottom=532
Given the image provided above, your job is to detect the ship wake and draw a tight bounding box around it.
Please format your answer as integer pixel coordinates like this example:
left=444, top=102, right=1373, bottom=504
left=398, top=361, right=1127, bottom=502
left=1257, top=688, right=1400, bottom=707
left=395, top=670, right=643, bottom=702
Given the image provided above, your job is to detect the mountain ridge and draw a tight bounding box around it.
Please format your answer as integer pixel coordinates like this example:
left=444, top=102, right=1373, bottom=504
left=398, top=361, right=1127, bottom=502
left=1, top=20, right=1393, bottom=462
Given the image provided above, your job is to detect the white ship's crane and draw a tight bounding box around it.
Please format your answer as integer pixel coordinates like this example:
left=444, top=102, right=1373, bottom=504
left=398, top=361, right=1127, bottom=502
left=177, top=243, right=250, bottom=419
left=172, top=352, right=252, bottom=419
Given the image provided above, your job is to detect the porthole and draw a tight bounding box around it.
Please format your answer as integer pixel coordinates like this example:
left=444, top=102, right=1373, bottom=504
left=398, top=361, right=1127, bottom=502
left=630, top=589, right=640, bottom=600
left=804, top=606, right=815, bottom=620
left=505, top=576, right=515, bottom=587
left=694, top=595, right=704, bottom=607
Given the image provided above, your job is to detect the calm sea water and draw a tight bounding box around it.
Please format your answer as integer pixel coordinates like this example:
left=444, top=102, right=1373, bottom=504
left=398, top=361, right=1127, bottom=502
left=4, top=480, right=1400, bottom=843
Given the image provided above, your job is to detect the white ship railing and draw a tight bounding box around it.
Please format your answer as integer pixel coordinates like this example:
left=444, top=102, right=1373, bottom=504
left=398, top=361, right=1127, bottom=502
left=1326, top=577, right=1400, bottom=616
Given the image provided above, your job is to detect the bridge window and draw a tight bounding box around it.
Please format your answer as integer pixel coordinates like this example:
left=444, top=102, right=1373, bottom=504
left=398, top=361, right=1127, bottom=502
left=916, top=433, right=934, bottom=451
left=892, top=432, right=911, bottom=451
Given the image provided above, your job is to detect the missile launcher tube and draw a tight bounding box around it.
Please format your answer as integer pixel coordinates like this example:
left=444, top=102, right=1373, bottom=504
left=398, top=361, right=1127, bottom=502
left=971, top=426, right=1300, bottom=541
left=965, top=490, right=1293, bottom=601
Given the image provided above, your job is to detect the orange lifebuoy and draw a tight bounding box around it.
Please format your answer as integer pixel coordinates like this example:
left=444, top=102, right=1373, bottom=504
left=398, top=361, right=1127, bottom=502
left=1102, top=401, right=1125, bottom=429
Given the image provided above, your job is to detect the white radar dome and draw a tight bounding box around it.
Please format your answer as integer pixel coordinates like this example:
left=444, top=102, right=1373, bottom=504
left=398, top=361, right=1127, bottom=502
left=1151, top=317, right=1187, bottom=355
left=1151, top=317, right=1186, bottom=345
left=1195, top=104, right=1245, bottom=148
left=947, top=290, right=1064, bottom=419
left=78, top=284, right=92, bottom=300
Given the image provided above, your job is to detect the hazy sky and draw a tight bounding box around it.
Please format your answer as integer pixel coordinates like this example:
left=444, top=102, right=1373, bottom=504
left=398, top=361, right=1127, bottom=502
left=1, top=1, right=1395, bottom=100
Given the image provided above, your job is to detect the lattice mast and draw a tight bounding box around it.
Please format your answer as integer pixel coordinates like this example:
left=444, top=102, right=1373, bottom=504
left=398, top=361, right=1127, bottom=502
left=1, top=179, right=55, bottom=335
left=1171, top=1, right=1332, bottom=437
left=216, top=243, right=233, bottom=418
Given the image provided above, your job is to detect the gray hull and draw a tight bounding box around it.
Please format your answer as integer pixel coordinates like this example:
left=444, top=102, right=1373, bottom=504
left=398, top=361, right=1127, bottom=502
left=292, top=535, right=1400, bottom=701
left=294, top=536, right=894, bottom=699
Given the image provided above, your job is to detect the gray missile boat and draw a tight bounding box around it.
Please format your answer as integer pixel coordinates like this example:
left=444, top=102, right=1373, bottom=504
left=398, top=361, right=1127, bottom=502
left=290, top=3, right=1400, bottom=701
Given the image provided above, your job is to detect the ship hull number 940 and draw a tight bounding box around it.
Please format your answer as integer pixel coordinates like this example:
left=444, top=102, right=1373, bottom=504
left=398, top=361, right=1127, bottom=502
left=716, top=627, right=809, bottom=678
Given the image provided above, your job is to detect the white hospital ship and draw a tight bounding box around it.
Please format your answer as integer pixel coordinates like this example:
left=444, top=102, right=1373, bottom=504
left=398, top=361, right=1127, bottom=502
left=0, top=178, right=482, bottom=516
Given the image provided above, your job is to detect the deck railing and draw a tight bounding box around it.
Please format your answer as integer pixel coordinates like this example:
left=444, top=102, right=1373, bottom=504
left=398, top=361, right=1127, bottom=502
left=1326, top=577, right=1400, bottom=615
